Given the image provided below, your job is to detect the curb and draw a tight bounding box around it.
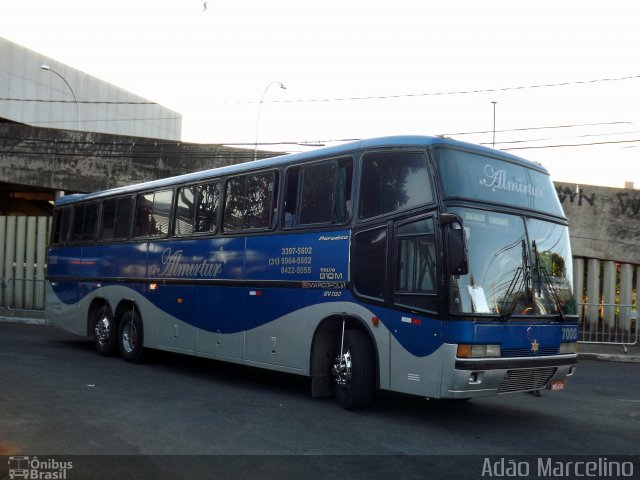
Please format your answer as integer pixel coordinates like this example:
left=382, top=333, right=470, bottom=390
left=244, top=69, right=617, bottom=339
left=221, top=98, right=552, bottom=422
left=0, top=316, right=49, bottom=326
left=578, top=353, right=640, bottom=364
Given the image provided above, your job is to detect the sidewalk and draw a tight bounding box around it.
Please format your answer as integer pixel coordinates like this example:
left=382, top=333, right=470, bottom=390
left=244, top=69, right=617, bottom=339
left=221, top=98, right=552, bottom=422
left=0, top=308, right=48, bottom=326
left=577, top=342, right=640, bottom=363
left=0, top=312, right=638, bottom=363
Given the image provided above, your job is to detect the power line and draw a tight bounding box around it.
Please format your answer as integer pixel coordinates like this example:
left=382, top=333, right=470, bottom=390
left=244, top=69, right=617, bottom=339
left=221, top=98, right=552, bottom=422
left=221, top=74, right=640, bottom=104
left=6, top=74, right=636, bottom=107
left=0, top=97, right=157, bottom=105
left=503, top=138, right=640, bottom=151
left=442, top=121, right=632, bottom=137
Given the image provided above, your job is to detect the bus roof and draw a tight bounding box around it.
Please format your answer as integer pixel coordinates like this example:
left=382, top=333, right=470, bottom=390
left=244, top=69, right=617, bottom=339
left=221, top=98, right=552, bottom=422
left=55, top=135, right=548, bottom=205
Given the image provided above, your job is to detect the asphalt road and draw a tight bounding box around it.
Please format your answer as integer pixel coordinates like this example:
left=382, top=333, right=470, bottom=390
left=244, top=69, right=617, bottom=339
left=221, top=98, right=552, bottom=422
left=1, top=323, right=638, bottom=479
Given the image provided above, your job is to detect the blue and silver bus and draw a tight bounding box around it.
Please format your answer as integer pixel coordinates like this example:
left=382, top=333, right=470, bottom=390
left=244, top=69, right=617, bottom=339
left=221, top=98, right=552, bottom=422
left=46, top=136, right=578, bottom=409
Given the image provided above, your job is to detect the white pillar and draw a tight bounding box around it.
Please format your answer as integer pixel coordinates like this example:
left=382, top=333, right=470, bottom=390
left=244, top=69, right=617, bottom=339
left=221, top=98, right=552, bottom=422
left=4, top=216, right=16, bottom=307
left=619, top=264, right=633, bottom=331
left=0, top=216, right=5, bottom=306
left=573, top=258, right=584, bottom=318
left=14, top=216, right=27, bottom=309
left=35, top=217, right=48, bottom=310
left=586, top=258, right=601, bottom=329
left=25, top=217, right=37, bottom=310
left=602, top=261, right=617, bottom=329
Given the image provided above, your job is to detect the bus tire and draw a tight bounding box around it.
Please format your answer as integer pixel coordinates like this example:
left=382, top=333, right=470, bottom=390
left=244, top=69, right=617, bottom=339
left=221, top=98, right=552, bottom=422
left=92, top=305, right=118, bottom=356
left=333, top=329, right=375, bottom=410
left=118, top=310, right=147, bottom=363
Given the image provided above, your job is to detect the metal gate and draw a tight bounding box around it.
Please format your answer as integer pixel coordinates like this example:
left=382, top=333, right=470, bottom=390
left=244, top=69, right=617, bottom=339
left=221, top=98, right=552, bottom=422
left=579, top=302, right=638, bottom=346
left=0, top=216, right=50, bottom=312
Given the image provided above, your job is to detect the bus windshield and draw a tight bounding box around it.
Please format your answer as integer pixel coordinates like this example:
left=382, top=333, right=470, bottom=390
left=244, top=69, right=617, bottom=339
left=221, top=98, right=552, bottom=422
left=449, top=207, right=576, bottom=319
left=436, top=147, right=565, bottom=217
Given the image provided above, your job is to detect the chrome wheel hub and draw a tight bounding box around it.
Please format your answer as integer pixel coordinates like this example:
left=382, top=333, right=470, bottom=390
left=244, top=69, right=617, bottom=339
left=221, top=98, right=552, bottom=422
left=122, top=322, right=137, bottom=354
left=332, top=350, right=352, bottom=385
left=95, top=316, right=111, bottom=346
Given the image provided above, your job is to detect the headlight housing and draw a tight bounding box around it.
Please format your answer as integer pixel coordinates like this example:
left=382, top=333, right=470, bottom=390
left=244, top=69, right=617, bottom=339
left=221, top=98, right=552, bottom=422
left=456, top=344, right=501, bottom=358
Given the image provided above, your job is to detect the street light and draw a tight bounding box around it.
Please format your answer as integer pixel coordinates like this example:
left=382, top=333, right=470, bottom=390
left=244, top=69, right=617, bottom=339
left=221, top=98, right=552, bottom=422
left=41, top=64, right=80, bottom=131
left=254, top=81, right=286, bottom=161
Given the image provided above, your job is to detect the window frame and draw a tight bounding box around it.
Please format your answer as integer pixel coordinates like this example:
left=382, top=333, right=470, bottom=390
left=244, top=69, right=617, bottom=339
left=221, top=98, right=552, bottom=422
left=133, top=188, right=174, bottom=239
left=70, top=201, right=100, bottom=245
left=50, top=206, right=73, bottom=246
left=357, top=148, right=435, bottom=224
left=99, top=195, right=134, bottom=243
left=222, top=170, right=279, bottom=234
left=173, top=180, right=221, bottom=238
left=282, top=156, right=354, bottom=230
left=391, top=213, right=440, bottom=314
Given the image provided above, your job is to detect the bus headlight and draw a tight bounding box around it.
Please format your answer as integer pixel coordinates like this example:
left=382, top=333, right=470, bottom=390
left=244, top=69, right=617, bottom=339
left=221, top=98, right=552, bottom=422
left=456, top=344, right=501, bottom=358
left=559, top=342, right=578, bottom=354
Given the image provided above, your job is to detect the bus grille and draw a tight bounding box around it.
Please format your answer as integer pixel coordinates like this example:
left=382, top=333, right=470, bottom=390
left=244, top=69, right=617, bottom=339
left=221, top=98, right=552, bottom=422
left=502, top=347, right=559, bottom=357
left=498, top=367, right=557, bottom=393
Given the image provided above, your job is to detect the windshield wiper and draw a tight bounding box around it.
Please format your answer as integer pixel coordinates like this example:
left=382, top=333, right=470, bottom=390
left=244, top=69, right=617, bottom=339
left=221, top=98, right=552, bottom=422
left=500, top=239, right=531, bottom=321
left=532, top=241, right=567, bottom=322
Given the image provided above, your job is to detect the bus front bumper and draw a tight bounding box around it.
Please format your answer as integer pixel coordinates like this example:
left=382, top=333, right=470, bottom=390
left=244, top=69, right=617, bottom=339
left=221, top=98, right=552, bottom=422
left=442, top=354, right=578, bottom=399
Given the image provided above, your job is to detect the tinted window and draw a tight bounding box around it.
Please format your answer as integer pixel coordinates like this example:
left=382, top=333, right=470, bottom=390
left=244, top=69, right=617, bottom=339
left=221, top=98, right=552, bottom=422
left=353, top=226, right=387, bottom=300
left=175, top=185, right=197, bottom=235
left=100, top=196, right=132, bottom=241
left=359, top=151, right=433, bottom=220
left=395, top=217, right=438, bottom=312
left=134, top=189, right=173, bottom=238
left=283, top=158, right=352, bottom=228
left=175, top=182, right=220, bottom=236
left=71, top=203, right=99, bottom=243
left=436, top=148, right=564, bottom=217
left=224, top=172, right=277, bottom=232
left=51, top=207, right=72, bottom=245
left=300, top=162, right=336, bottom=224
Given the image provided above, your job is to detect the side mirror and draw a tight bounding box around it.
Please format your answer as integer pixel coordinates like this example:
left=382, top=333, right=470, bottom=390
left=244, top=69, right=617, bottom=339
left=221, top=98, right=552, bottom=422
left=440, top=214, right=469, bottom=276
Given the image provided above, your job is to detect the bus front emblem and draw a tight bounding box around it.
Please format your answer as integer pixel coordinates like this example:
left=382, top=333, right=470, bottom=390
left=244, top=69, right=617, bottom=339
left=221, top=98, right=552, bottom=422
left=531, top=339, right=539, bottom=353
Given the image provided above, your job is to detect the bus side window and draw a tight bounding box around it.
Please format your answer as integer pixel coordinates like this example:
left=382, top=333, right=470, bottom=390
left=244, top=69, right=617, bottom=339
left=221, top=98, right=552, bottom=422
left=195, top=182, right=219, bottom=234
left=134, top=190, right=173, bottom=238
left=175, top=185, right=197, bottom=236
left=223, top=172, right=277, bottom=232
left=283, top=167, right=300, bottom=228
left=283, top=157, right=352, bottom=229
left=51, top=207, right=72, bottom=245
left=359, top=151, right=433, bottom=220
left=394, top=217, right=439, bottom=312
left=71, top=202, right=99, bottom=243
left=352, top=226, right=387, bottom=301
left=100, top=196, right=132, bottom=241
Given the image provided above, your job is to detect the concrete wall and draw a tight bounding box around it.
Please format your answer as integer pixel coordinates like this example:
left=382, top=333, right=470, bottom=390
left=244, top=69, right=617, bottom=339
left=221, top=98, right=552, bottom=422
left=555, top=182, right=640, bottom=265
left=0, top=123, right=253, bottom=195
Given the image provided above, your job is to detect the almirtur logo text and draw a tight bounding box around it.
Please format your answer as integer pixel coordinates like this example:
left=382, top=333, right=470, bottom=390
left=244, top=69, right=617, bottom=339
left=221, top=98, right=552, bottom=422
left=8, top=456, right=73, bottom=480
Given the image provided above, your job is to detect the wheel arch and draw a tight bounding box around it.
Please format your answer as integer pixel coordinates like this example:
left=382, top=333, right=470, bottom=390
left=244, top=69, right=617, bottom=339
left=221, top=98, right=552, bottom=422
left=114, top=299, right=141, bottom=329
left=309, top=313, right=380, bottom=398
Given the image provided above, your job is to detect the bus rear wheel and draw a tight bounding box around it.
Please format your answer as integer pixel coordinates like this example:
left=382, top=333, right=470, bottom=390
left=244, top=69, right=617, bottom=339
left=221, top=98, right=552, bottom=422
left=118, top=310, right=147, bottom=363
left=93, top=305, right=118, bottom=356
left=332, top=329, right=375, bottom=410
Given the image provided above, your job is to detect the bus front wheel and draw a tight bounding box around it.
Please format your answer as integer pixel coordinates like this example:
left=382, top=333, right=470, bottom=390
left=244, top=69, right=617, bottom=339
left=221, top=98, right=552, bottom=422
left=118, top=310, right=147, bottom=363
left=332, top=329, right=375, bottom=410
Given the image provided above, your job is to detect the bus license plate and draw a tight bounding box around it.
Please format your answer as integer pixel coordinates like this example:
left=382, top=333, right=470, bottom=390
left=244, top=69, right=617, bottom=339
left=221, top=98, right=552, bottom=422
left=547, top=380, right=565, bottom=391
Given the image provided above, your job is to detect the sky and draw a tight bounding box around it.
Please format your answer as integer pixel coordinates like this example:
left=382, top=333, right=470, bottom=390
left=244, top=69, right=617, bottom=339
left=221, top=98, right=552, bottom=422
left=2, top=0, right=640, bottom=188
